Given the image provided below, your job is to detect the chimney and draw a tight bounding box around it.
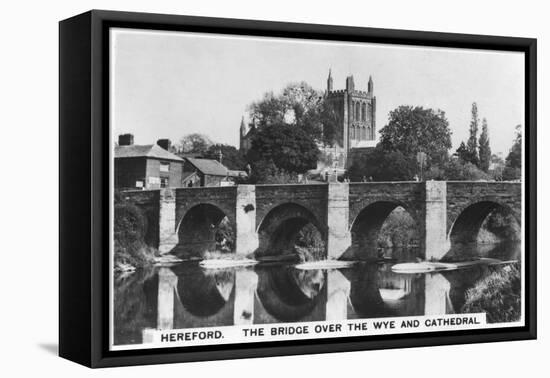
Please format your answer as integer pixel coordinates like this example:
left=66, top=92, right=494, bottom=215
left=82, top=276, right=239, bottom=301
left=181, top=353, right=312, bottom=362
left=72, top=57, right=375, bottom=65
left=157, top=139, right=171, bottom=151
left=118, top=134, right=134, bottom=146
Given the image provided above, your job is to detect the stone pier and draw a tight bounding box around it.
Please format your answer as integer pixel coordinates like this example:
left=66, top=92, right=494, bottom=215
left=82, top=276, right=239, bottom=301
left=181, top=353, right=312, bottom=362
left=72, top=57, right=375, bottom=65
left=233, top=269, right=258, bottom=325
left=157, top=268, right=178, bottom=330
left=424, top=273, right=451, bottom=316
left=327, top=183, right=352, bottom=259
left=235, top=185, right=259, bottom=256
left=158, top=189, right=178, bottom=254
left=325, top=269, right=351, bottom=320
left=424, top=181, right=449, bottom=261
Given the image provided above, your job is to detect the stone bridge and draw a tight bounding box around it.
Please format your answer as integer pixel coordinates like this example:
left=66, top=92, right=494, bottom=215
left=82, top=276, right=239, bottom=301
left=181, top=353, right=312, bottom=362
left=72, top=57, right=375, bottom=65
left=121, top=181, right=521, bottom=261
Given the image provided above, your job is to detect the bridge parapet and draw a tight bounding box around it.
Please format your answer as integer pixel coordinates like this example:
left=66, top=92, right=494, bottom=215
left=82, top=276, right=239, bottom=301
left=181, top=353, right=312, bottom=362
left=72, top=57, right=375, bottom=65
left=120, top=181, right=521, bottom=261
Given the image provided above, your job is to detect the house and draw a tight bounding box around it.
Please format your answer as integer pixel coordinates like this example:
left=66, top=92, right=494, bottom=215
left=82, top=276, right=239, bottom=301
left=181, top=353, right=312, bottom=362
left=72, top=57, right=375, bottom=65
left=114, top=134, right=183, bottom=189
left=182, top=157, right=246, bottom=187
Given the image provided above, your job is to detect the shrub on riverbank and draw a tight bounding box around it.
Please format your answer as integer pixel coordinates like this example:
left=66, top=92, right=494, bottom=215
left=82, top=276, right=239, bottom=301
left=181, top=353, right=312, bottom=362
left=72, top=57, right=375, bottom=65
left=295, top=224, right=326, bottom=262
left=461, top=263, right=521, bottom=323
left=114, top=202, right=155, bottom=271
left=377, top=207, right=418, bottom=248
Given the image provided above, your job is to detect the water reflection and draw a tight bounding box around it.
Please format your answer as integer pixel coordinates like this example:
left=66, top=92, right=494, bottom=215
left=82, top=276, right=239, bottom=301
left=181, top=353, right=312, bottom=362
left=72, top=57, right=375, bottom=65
left=113, top=242, right=521, bottom=346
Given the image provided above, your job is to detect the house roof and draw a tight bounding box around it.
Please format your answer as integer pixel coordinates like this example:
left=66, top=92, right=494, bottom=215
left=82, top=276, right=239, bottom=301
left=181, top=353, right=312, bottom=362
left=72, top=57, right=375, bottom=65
left=185, top=157, right=228, bottom=176
left=227, top=170, right=248, bottom=178
left=115, top=144, right=183, bottom=161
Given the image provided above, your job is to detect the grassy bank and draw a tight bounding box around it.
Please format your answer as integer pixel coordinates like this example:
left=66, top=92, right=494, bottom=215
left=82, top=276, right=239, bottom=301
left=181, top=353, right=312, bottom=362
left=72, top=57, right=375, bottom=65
left=461, top=263, right=521, bottom=323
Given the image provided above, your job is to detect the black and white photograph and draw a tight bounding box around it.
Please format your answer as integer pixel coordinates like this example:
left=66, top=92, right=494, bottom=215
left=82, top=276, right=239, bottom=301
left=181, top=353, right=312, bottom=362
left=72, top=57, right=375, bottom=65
left=2, top=0, right=548, bottom=374
left=109, top=27, right=526, bottom=351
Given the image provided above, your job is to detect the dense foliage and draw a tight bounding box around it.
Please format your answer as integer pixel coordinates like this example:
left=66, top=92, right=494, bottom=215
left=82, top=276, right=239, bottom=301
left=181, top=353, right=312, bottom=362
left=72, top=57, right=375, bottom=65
left=478, top=118, right=491, bottom=172
left=178, top=133, right=212, bottom=155
left=347, top=146, right=416, bottom=181
left=114, top=202, right=155, bottom=271
left=248, top=82, right=324, bottom=140
left=379, top=106, right=452, bottom=168
left=377, top=207, right=418, bottom=248
left=203, top=144, right=246, bottom=170
left=461, top=264, right=521, bottom=323
left=503, top=125, right=522, bottom=180
left=465, top=102, right=480, bottom=166
left=247, top=123, right=319, bottom=175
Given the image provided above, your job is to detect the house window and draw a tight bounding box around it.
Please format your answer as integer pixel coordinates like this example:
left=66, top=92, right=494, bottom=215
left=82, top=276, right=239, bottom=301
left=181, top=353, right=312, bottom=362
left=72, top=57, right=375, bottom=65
left=135, top=180, right=144, bottom=188
left=160, top=177, right=169, bottom=188
left=160, top=162, right=170, bottom=173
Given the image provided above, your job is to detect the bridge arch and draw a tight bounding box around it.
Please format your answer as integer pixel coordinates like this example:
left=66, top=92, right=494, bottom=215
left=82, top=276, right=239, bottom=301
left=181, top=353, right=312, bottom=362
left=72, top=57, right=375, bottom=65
left=448, top=198, right=521, bottom=246
left=174, top=203, right=236, bottom=258
left=350, top=200, right=421, bottom=259
left=255, top=202, right=326, bottom=258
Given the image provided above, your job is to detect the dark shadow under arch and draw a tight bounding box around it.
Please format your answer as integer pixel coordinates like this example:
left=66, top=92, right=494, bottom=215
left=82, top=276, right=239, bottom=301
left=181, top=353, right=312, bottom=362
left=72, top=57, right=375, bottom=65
left=350, top=201, right=420, bottom=260
left=449, top=201, right=520, bottom=246
left=256, top=203, right=326, bottom=258
left=174, top=203, right=234, bottom=258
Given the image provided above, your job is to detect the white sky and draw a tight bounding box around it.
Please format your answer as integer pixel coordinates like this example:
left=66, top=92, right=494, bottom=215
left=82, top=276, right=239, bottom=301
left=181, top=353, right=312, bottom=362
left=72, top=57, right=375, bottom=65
left=110, top=28, right=524, bottom=156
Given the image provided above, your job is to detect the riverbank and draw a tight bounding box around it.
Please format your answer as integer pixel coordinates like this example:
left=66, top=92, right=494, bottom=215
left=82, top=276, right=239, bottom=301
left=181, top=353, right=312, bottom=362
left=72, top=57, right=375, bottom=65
left=461, top=262, right=521, bottom=323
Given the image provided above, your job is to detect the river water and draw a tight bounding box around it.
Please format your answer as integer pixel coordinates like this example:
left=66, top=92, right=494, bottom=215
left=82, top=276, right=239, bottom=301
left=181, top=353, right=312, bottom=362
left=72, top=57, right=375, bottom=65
left=113, top=242, right=521, bottom=346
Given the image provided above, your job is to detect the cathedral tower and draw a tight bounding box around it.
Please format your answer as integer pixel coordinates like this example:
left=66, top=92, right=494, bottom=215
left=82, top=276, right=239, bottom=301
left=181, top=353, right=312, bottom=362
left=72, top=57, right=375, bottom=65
left=324, top=71, right=377, bottom=163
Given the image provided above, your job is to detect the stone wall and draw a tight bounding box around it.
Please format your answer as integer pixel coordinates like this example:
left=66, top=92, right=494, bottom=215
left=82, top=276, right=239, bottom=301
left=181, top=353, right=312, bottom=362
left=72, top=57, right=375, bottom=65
left=255, top=184, right=328, bottom=230
left=349, top=182, right=424, bottom=226
left=174, top=186, right=238, bottom=231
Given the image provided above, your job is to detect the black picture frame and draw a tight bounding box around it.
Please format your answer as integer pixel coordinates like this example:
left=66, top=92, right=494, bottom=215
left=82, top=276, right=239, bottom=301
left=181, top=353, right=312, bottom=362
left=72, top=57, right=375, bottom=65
left=59, top=9, right=537, bottom=368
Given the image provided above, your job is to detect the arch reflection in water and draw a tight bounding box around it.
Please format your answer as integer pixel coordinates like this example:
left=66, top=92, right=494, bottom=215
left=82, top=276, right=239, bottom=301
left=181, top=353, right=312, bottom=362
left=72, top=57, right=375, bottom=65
left=253, top=267, right=351, bottom=323
left=345, top=264, right=455, bottom=319
left=254, top=266, right=327, bottom=323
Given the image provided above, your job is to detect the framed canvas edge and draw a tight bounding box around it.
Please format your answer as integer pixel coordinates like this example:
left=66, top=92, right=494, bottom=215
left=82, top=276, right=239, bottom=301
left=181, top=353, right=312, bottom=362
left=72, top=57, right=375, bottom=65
left=58, top=9, right=537, bottom=368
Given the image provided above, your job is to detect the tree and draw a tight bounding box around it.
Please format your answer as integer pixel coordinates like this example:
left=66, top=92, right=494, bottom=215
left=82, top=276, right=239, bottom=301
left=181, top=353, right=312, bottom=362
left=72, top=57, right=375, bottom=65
left=455, top=141, right=469, bottom=161
left=439, top=159, right=491, bottom=181
left=478, top=118, right=491, bottom=172
left=503, top=125, right=522, bottom=180
left=247, top=159, right=300, bottom=184
left=178, top=133, right=212, bottom=155
left=319, top=100, right=341, bottom=146
left=347, top=146, right=416, bottom=181
left=466, top=102, right=480, bottom=166
left=248, top=82, right=325, bottom=142
left=490, top=154, right=505, bottom=181
left=204, top=144, right=246, bottom=170
left=247, top=122, right=319, bottom=174
left=505, top=125, right=522, bottom=169
left=379, top=106, right=452, bottom=168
